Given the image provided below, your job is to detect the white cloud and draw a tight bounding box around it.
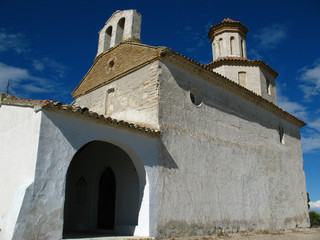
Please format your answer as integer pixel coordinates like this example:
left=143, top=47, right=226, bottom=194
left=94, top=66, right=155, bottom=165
left=277, top=84, right=307, bottom=120
left=0, top=28, right=29, bottom=54
left=310, top=200, right=320, bottom=213
left=247, top=49, right=263, bottom=60
left=178, top=22, right=208, bottom=55
left=32, top=60, right=45, bottom=71
left=186, top=47, right=196, bottom=53
left=302, top=133, right=320, bottom=154
left=299, top=59, right=320, bottom=100
left=253, top=24, right=288, bottom=50
left=310, top=200, right=320, bottom=208
left=309, top=118, right=320, bottom=132
left=32, top=57, right=66, bottom=78
left=0, top=62, right=54, bottom=95
left=196, top=38, right=206, bottom=48
left=0, top=29, right=70, bottom=102
left=0, top=63, right=29, bottom=84
left=278, top=99, right=307, bottom=120
left=276, top=84, right=320, bottom=153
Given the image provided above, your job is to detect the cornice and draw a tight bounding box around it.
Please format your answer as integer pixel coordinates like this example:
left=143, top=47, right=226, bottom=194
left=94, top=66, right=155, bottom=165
left=71, top=42, right=304, bottom=128
left=0, top=94, right=160, bottom=136
left=206, top=57, right=279, bottom=79
left=159, top=51, right=305, bottom=128
left=208, top=19, right=249, bottom=41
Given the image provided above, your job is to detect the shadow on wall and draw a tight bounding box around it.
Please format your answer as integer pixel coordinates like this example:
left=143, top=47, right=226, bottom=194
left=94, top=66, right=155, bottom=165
left=158, top=141, right=178, bottom=169
left=161, top=62, right=301, bottom=141
left=11, top=182, right=38, bottom=240
left=11, top=114, right=152, bottom=239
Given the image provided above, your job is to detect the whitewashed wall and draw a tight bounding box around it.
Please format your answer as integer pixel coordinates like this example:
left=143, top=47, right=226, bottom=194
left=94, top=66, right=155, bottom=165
left=0, top=105, right=41, bottom=240
left=7, top=109, right=158, bottom=239
left=212, top=31, right=246, bottom=59
left=213, top=65, right=277, bottom=104
left=156, top=61, right=309, bottom=237
left=74, top=62, right=160, bottom=129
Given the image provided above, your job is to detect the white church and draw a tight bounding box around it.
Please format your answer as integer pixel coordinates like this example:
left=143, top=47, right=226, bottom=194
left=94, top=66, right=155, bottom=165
left=0, top=10, right=310, bottom=240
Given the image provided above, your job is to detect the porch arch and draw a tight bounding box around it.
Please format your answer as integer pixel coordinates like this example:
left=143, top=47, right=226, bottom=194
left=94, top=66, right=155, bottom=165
left=63, top=140, right=146, bottom=238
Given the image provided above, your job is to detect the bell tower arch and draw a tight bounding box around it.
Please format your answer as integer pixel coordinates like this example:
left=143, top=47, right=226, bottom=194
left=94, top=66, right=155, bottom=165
left=97, top=10, right=142, bottom=56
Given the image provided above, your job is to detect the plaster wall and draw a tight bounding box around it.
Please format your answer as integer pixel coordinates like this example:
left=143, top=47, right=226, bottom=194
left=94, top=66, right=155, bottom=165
left=74, top=62, right=160, bottom=129
left=259, top=68, right=277, bottom=104
left=0, top=105, right=41, bottom=240
left=156, top=61, right=309, bottom=238
left=212, top=32, right=246, bottom=60
left=11, top=110, right=159, bottom=240
left=212, top=65, right=277, bottom=104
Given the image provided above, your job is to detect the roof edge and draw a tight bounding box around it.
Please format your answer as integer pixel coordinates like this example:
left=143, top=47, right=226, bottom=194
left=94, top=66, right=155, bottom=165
left=72, top=41, right=166, bottom=98
left=208, top=19, right=249, bottom=40
left=158, top=53, right=305, bottom=128
left=206, top=57, right=279, bottom=79
left=0, top=94, right=160, bottom=136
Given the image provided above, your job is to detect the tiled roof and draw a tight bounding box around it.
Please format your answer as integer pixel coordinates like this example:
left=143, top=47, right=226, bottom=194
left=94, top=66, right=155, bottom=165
left=71, top=41, right=304, bottom=128
left=205, top=57, right=279, bottom=78
left=208, top=18, right=248, bottom=40
left=222, top=18, right=239, bottom=23
left=159, top=51, right=305, bottom=128
left=0, top=94, right=160, bottom=135
left=6, top=42, right=305, bottom=129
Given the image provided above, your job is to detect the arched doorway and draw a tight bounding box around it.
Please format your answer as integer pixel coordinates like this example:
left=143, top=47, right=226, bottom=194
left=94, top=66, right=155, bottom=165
left=98, top=167, right=116, bottom=230
left=63, top=141, right=142, bottom=238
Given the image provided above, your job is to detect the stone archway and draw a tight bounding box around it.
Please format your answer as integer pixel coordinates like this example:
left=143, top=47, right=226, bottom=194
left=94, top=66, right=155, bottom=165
left=63, top=141, right=142, bottom=238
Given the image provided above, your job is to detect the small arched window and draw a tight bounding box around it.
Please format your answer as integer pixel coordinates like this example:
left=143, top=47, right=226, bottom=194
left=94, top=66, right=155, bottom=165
left=279, top=125, right=285, bottom=144
left=104, top=26, right=112, bottom=51
left=266, top=78, right=271, bottom=95
left=240, top=39, right=244, bottom=57
left=115, top=17, right=125, bottom=45
left=105, top=88, right=115, bottom=115
left=217, top=38, right=223, bottom=57
left=230, top=37, right=235, bottom=55
left=212, top=43, right=216, bottom=59
left=238, top=71, right=247, bottom=87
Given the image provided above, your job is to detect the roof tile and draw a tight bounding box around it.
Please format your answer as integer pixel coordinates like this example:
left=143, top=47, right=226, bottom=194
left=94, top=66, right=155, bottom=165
left=0, top=94, right=160, bottom=135
left=205, top=57, right=278, bottom=78
left=207, top=18, right=249, bottom=40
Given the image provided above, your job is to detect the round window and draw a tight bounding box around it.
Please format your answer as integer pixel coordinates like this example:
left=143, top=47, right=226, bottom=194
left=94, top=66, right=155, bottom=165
left=106, top=59, right=115, bottom=74
left=109, top=60, right=114, bottom=68
left=190, top=88, right=203, bottom=106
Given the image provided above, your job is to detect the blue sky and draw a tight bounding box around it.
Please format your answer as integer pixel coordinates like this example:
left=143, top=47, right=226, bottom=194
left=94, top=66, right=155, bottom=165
left=1, top=0, right=319, bottom=212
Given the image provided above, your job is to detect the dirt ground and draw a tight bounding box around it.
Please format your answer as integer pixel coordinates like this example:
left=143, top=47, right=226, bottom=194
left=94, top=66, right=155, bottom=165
left=167, top=228, right=320, bottom=240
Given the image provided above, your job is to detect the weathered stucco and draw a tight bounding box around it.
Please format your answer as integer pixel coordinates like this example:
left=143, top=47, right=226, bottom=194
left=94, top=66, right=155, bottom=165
left=212, top=65, right=277, bottom=104
left=0, top=11, right=309, bottom=240
left=211, top=31, right=247, bottom=60
left=10, top=109, right=159, bottom=239
left=72, top=43, right=162, bottom=100
left=74, top=61, right=160, bottom=129
left=156, top=61, right=309, bottom=238
left=0, top=105, right=41, bottom=240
